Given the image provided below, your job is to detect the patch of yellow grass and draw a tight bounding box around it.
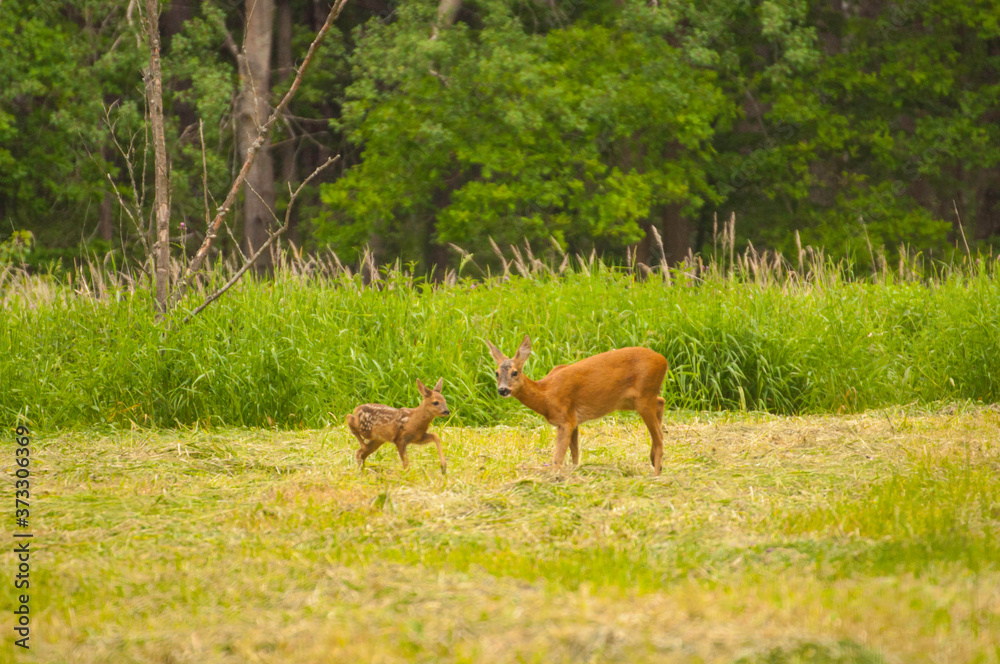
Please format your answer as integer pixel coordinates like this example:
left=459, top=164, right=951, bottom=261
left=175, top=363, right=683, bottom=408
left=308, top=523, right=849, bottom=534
left=6, top=407, right=999, bottom=663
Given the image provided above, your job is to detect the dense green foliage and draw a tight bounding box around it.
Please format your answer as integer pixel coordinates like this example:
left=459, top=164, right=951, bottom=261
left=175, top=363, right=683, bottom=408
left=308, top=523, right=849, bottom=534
left=4, top=258, right=999, bottom=429
left=0, top=0, right=351, bottom=263
left=1, top=0, right=998, bottom=271
left=319, top=0, right=1000, bottom=266
left=0, top=0, right=143, bottom=246
left=320, top=1, right=733, bottom=258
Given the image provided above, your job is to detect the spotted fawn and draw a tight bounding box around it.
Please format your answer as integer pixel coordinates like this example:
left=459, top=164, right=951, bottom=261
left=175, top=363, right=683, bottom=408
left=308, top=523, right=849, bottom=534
left=346, top=378, right=450, bottom=473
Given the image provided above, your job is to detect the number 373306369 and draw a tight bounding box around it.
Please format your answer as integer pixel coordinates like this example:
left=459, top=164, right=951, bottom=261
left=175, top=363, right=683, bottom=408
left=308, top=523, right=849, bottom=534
left=15, top=426, right=30, bottom=525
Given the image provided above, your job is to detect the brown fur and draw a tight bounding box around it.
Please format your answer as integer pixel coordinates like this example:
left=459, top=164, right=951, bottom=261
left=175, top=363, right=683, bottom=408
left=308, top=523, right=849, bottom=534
left=487, top=335, right=668, bottom=475
left=346, top=378, right=450, bottom=474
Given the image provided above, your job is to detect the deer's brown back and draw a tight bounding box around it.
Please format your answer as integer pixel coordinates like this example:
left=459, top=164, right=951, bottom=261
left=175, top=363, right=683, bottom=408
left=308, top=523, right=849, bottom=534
left=353, top=404, right=410, bottom=442
left=539, top=347, right=667, bottom=421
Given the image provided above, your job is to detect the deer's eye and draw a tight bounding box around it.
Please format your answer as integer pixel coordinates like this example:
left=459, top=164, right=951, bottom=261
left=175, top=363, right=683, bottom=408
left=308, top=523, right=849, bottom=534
left=511, top=371, right=518, bottom=377
left=433, top=401, right=439, bottom=405
left=495, top=371, right=499, bottom=377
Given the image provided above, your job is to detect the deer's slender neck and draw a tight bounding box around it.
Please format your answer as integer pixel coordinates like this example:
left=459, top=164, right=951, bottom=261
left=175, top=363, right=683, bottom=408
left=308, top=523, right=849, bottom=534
left=408, top=405, right=435, bottom=431
left=513, top=375, right=550, bottom=421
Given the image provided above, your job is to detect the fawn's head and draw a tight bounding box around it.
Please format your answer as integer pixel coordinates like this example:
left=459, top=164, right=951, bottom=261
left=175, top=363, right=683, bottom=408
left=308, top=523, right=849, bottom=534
left=416, top=378, right=450, bottom=417
left=486, top=335, right=531, bottom=398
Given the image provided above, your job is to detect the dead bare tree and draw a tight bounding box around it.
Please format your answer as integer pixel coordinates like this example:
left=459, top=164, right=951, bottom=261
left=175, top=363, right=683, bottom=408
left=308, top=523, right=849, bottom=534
left=167, top=0, right=349, bottom=310
left=99, top=0, right=348, bottom=323
left=180, top=154, right=339, bottom=324
left=142, top=0, right=171, bottom=316
left=120, top=0, right=350, bottom=321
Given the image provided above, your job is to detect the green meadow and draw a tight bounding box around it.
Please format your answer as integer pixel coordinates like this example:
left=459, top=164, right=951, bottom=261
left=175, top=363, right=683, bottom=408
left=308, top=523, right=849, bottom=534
left=6, top=408, right=1000, bottom=663
left=3, top=254, right=1000, bottom=662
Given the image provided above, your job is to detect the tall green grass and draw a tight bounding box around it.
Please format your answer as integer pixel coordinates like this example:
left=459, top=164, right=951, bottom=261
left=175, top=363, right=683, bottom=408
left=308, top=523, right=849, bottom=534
left=3, top=247, right=999, bottom=429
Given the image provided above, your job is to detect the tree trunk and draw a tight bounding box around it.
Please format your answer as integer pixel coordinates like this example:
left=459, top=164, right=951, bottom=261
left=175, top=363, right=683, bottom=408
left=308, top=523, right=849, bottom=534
left=312, top=0, right=326, bottom=31
left=426, top=184, right=454, bottom=281
left=634, top=204, right=691, bottom=270
left=975, top=179, right=1000, bottom=241
left=275, top=0, right=298, bottom=243
left=434, top=0, right=462, bottom=35
left=631, top=140, right=689, bottom=270
left=635, top=222, right=655, bottom=269
left=160, top=0, right=197, bottom=41
left=236, top=0, right=276, bottom=274
left=661, top=203, right=691, bottom=265
left=425, top=219, right=449, bottom=282
left=275, top=0, right=295, bottom=185
left=145, top=0, right=171, bottom=315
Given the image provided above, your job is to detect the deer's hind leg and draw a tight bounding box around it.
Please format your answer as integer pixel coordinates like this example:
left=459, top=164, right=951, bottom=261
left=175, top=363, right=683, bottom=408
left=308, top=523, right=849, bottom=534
left=569, top=426, right=580, bottom=465
left=347, top=414, right=386, bottom=469
left=356, top=439, right=387, bottom=469
left=638, top=397, right=665, bottom=476
left=347, top=414, right=367, bottom=467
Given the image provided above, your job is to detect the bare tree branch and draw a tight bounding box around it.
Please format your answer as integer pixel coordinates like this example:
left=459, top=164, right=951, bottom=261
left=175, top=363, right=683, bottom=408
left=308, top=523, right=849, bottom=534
left=178, top=155, right=339, bottom=324
left=220, top=26, right=241, bottom=60
left=199, top=119, right=211, bottom=229
left=172, top=0, right=349, bottom=307
left=100, top=103, right=153, bottom=260
left=953, top=199, right=972, bottom=257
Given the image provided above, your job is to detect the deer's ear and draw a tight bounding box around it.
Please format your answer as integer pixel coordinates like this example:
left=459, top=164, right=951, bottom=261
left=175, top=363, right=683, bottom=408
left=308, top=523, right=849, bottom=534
left=513, top=335, right=532, bottom=367
left=485, top=339, right=506, bottom=365
left=416, top=379, right=430, bottom=398
left=433, top=377, right=444, bottom=393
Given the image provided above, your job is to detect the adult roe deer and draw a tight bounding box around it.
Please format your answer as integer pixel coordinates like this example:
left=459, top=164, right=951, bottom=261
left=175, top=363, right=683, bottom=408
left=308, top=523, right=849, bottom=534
left=486, top=336, right=668, bottom=474
left=346, top=378, right=450, bottom=474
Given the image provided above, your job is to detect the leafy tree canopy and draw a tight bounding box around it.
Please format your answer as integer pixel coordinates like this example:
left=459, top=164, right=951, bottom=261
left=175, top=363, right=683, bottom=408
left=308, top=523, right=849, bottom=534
left=317, top=0, right=735, bottom=263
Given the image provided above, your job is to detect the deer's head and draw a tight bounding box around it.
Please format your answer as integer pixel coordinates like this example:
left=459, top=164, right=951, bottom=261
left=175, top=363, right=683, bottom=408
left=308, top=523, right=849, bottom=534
left=416, top=378, right=450, bottom=417
left=486, top=335, right=531, bottom=398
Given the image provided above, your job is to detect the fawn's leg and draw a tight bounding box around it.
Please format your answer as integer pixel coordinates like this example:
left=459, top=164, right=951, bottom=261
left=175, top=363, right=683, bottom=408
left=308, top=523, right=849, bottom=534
left=422, top=432, right=447, bottom=475
left=346, top=414, right=370, bottom=468
left=357, top=440, right=386, bottom=469
left=394, top=442, right=409, bottom=469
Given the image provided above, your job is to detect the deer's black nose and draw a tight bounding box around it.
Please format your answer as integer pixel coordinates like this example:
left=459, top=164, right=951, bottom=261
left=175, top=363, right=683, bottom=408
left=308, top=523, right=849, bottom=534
left=498, top=387, right=511, bottom=397
left=442, top=408, right=451, bottom=416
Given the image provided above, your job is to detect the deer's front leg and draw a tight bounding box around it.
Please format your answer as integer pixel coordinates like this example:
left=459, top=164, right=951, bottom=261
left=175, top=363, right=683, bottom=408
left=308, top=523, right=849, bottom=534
left=552, top=423, right=575, bottom=469
left=569, top=426, right=580, bottom=465
left=395, top=442, right=409, bottom=469
left=422, top=432, right=447, bottom=475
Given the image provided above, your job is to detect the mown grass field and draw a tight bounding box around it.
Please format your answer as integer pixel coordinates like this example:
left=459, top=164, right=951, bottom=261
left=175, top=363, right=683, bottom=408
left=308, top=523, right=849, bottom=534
left=6, top=406, right=999, bottom=663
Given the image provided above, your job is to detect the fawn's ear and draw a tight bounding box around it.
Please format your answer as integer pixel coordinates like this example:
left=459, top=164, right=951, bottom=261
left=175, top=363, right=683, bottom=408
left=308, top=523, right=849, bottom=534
left=513, top=334, right=532, bottom=367
left=433, top=377, right=444, bottom=393
left=416, top=379, right=431, bottom=398
left=485, top=339, right=506, bottom=365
